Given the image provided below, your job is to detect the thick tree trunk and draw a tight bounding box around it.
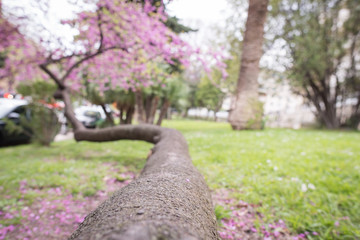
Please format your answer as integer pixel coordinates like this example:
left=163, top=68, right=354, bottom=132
left=70, top=125, right=218, bottom=240
left=58, top=90, right=218, bottom=239
left=228, top=0, right=269, bottom=130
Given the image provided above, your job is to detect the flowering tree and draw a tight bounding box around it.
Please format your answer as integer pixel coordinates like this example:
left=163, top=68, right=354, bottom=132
left=2, top=0, right=227, bottom=127
left=0, top=0, right=225, bottom=238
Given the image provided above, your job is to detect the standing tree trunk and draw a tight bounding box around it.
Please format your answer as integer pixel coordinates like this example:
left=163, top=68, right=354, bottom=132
left=100, top=103, right=115, bottom=126
left=148, top=95, right=159, bottom=124
left=119, top=107, right=126, bottom=124
left=229, top=0, right=269, bottom=130
left=156, top=99, right=170, bottom=126
left=125, top=106, right=135, bottom=124
left=144, top=95, right=153, bottom=123
left=135, top=90, right=145, bottom=123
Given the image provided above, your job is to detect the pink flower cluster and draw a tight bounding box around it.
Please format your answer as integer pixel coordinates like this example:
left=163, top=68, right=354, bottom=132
left=0, top=171, right=136, bottom=240
left=213, top=189, right=319, bottom=240
left=1, top=0, right=228, bottom=94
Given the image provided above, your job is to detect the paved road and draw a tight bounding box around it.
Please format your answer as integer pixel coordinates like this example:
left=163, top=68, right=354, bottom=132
left=54, top=132, right=74, bottom=142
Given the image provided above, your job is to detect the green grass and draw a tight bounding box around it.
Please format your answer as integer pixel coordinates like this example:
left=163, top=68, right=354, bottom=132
left=0, top=139, right=151, bottom=210
left=1, top=119, right=359, bottom=239
left=163, top=120, right=360, bottom=239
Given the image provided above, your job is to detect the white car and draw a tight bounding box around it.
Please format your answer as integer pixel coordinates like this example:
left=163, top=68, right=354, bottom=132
left=75, top=106, right=103, bottom=128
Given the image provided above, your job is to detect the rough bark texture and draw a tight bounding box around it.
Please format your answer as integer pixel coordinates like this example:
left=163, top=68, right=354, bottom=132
left=229, top=0, right=269, bottom=130
left=69, top=124, right=219, bottom=240
left=51, top=90, right=218, bottom=239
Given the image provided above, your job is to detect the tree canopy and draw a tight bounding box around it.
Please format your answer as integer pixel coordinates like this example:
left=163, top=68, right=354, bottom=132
left=271, top=0, right=360, bottom=128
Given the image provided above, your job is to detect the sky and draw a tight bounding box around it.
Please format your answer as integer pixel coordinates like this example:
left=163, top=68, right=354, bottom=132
left=3, top=0, right=231, bottom=48
left=167, top=0, right=231, bottom=47
left=2, top=0, right=284, bottom=71
left=167, top=0, right=229, bottom=26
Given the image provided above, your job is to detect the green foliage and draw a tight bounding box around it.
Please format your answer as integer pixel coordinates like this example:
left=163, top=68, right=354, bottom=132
left=3, top=118, right=27, bottom=136
left=270, top=0, right=360, bottom=128
left=16, top=81, right=60, bottom=146
left=129, top=0, right=196, bottom=34
left=24, top=103, right=59, bottom=146
left=17, top=81, right=57, bottom=102
left=196, top=75, right=226, bottom=115
left=0, top=51, right=6, bottom=68
left=164, top=16, right=196, bottom=34
left=84, top=82, right=106, bottom=106
left=162, top=120, right=360, bottom=239
left=162, top=75, right=188, bottom=108
left=106, top=89, right=135, bottom=107
left=0, top=139, right=151, bottom=210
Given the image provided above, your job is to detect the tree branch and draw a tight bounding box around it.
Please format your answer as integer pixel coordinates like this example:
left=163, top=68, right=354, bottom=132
left=60, top=46, right=128, bottom=82
left=39, top=64, right=66, bottom=89
left=96, top=9, right=104, bottom=51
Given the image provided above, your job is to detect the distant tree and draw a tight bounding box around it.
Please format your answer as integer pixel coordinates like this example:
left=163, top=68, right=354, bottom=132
left=196, top=73, right=226, bottom=121
left=154, top=76, right=183, bottom=124
left=271, top=0, right=360, bottom=129
left=105, top=89, right=135, bottom=125
left=228, top=0, right=269, bottom=130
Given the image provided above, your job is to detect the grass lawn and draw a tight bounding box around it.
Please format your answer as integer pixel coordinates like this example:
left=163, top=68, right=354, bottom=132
left=1, top=119, right=359, bottom=239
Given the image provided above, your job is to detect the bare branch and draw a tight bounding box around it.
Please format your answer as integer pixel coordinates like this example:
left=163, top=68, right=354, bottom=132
left=39, top=64, right=65, bottom=89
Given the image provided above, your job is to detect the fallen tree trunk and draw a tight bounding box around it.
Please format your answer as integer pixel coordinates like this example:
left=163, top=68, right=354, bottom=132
left=69, top=124, right=219, bottom=240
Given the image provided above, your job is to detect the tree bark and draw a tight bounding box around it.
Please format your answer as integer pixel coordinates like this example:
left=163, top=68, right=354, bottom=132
left=145, top=95, right=153, bottom=123
left=119, top=107, right=126, bottom=125
left=125, top=106, right=135, bottom=124
left=135, top=90, right=145, bottom=123
left=156, top=99, right=170, bottom=126
left=100, top=104, right=115, bottom=126
left=148, top=95, right=159, bottom=124
left=229, top=0, right=269, bottom=130
left=69, top=125, right=219, bottom=240
left=57, top=90, right=218, bottom=239
left=61, top=89, right=85, bottom=131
